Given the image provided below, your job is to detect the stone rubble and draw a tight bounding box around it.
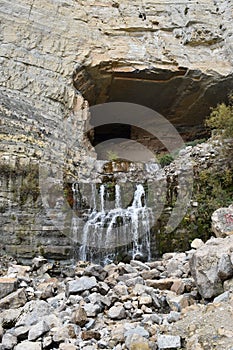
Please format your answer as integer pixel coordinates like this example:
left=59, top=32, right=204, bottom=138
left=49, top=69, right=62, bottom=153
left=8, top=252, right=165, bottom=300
left=0, top=236, right=233, bottom=349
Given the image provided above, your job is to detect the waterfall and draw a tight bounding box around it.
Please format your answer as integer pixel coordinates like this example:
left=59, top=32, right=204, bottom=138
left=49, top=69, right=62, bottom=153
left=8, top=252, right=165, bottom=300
left=73, top=183, right=152, bottom=264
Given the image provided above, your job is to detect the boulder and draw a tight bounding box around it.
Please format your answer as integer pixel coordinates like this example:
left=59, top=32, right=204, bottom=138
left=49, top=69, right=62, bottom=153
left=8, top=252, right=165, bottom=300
left=211, top=205, right=233, bottom=237
left=16, top=300, right=51, bottom=326
left=28, top=320, right=50, bottom=341
left=190, top=236, right=233, bottom=298
left=1, top=333, right=17, bottom=349
left=66, top=277, right=97, bottom=296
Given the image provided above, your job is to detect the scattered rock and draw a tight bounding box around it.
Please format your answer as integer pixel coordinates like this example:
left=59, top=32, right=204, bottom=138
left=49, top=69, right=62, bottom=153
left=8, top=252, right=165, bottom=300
left=28, top=320, right=50, bottom=341
left=157, top=334, right=181, bottom=349
left=66, top=277, right=97, bottom=296
left=14, top=340, right=42, bottom=350
left=191, top=238, right=204, bottom=249
left=71, top=306, right=87, bottom=327
left=0, top=277, right=17, bottom=299
left=108, top=304, right=126, bottom=320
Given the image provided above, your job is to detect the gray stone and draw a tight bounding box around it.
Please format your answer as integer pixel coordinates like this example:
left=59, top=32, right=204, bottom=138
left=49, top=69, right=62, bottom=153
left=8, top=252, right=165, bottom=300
left=190, top=236, right=233, bottom=298
left=130, top=260, right=150, bottom=271
left=212, top=205, right=233, bottom=237
left=142, top=313, right=163, bottom=325
left=16, top=300, right=51, bottom=326
left=14, top=326, right=30, bottom=339
left=157, top=335, right=181, bottom=349
left=1, top=333, right=17, bottom=349
left=213, top=291, right=230, bottom=303
left=66, top=277, right=97, bottom=296
left=0, top=288, right=26, bottom=310
left=125, top=276, right=144, bottom=287
left=0, top=278, right=17, bottom=299
left=14, top=341, right=42, bottom=350
left=217, top=253, right=233, bottom=281
left=84, top=265, right=108, bottom=281
left=167, top=311, right=181, bottom=323
left=124, top=326, right=149, bottom=339
left=108, top=304, right=126, bottom=320
left=84, top=303, right=101, bottom=317
left=28, top=320, right=50, bottom=341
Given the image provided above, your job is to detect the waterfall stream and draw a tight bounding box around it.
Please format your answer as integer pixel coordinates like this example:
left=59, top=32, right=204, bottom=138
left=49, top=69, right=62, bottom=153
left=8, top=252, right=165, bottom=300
left=72, top=183, right=152, bottom=264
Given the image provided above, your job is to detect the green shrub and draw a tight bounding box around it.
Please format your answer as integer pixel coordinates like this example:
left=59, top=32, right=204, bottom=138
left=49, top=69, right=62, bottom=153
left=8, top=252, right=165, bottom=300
left=157, top=153, right=174, bottom=167
left=205, top=95, right=233, bottom=138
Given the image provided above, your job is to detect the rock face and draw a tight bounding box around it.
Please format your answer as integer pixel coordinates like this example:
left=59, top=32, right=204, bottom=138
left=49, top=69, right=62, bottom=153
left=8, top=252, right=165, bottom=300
left=0, top=0, right=233, bottom=260
left=190, top=235, right=233, bottom=299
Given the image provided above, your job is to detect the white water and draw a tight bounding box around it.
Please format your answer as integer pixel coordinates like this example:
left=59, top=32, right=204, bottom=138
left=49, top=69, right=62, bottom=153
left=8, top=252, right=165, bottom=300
left=73, top=183, right=152, bottom=263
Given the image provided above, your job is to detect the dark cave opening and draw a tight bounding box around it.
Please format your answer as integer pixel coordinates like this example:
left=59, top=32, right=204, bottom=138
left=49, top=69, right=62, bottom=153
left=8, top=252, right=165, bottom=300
left=74, top=63, right=233, bottom=158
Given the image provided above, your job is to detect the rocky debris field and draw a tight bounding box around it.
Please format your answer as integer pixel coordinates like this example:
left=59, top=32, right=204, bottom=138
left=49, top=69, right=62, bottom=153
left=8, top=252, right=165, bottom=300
left=0, top=236, right=233, bottom=350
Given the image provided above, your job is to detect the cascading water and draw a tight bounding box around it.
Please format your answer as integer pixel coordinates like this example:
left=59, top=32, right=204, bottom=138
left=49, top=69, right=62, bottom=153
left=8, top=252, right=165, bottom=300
left=72, top=182, right=152, bottom=264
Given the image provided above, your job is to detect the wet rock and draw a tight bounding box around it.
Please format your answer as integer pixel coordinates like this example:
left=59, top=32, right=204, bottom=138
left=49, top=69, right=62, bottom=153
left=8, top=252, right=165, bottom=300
left=66, top=277, right=97, bottom=296
left=0, top=277, right=17, bottom=299
left=28, top=320, right=50, bottom=341
left=157, top=334, right=181, bottom=349
left=1, top=333, right=17, bottom=349
left=108, top=304, right=126, bottom=320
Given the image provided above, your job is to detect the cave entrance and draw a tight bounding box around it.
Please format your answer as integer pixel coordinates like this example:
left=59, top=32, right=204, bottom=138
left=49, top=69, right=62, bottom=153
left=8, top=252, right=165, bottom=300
left=73, top=62, right=233, bottom=159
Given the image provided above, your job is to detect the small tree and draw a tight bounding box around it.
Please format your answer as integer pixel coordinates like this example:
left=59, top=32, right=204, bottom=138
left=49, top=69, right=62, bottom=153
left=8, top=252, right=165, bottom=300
left=205, top=95, right=233, bottom=138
